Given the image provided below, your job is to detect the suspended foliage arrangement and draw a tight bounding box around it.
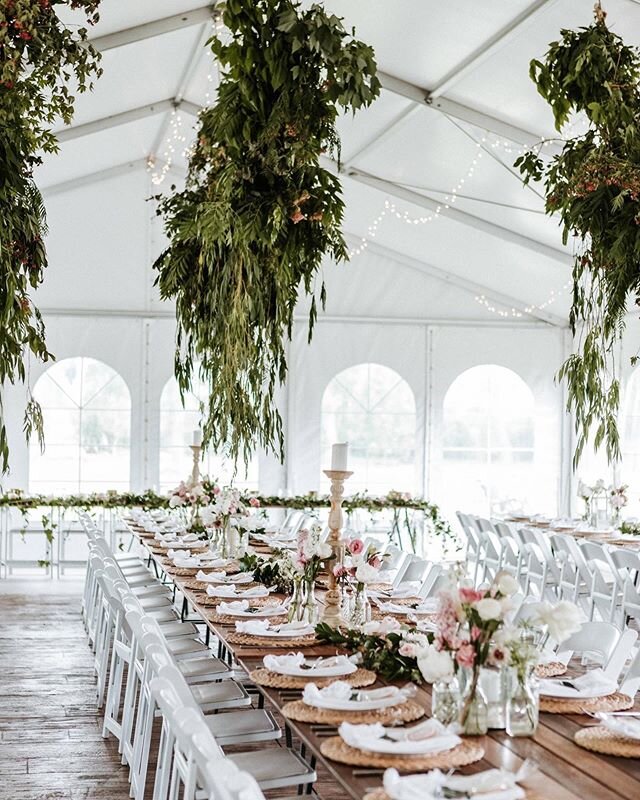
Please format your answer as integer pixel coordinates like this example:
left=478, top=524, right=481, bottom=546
left=0, top=0, right=102, bottom=472
left=154, top=0, right=380, bottom=464
left=516, top=3, right=640, bottom=467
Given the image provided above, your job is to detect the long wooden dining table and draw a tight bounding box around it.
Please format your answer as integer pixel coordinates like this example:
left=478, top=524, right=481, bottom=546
left=128, top=525, right=640, bottom=800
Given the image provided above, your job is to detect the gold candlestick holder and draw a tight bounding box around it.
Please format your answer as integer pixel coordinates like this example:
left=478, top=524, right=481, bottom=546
left=321, top=468, right=353, bottom=626
left=189, top=444, right=202, bottom=487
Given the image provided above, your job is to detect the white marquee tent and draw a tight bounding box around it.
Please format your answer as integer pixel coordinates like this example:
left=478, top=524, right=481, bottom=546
left=6, top=0, right=640, bottom=523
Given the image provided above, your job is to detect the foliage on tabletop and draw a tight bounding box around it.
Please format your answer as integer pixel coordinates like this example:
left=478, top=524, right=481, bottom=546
left=515, top=4, right=640, bottom=466
left=620, top=520, right=640, bottom=535
left=153, top=0, right=380, bottom=465
left=238, top=549, right=295, bottom=594
left=315, top=619, right=432, bottom=684
left=0, top=0, right=102, bottom=473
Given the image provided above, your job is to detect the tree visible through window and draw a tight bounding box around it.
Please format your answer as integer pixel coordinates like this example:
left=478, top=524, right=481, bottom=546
left=159, top=376, right=258, bottom=491
left=29, top=357, right=131, bottom=494
left=441, top=364, right=534, bottom=516
left=320, top=363, right=417, bottom=493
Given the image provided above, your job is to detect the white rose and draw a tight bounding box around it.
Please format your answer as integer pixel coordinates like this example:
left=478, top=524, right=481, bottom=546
left=494, top=571, right=519, bottom=596
left=355, top=562, right=379, bottom=584
left=362, top=621, right=381, bottom=635
left=417, top=645, right=454, bottom=684
left=474, top=597, right=503, bottom=621
left=169, top=495, right=184, bottom=508
left=317, top=542, right=333, bottom=559
left=378, top=616, right=401, bottom=635
left=530, top=600, right=582, bottom=644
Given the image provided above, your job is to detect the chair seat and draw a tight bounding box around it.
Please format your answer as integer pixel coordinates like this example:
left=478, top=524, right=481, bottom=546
left=180, top=655, right=234, bottom=683
left=157, top=620, right=198, bottom=638
left=146, top=607, right=179, bottom=623
left=189, top=679, right=251, bottom=711
left=229, top=747, right=316, bottom=790
left=167, top=637, right=209, bottom=659
left=205, top=708, right=280, bottom=744
left=138, top=594, right=174, bottom=611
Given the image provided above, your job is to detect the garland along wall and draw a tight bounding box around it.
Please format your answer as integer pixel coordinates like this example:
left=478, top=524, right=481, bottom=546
left=0, top=163, right=579, bottom=523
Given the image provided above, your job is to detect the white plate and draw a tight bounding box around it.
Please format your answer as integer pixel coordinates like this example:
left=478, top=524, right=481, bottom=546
left=245, top=626, right=316, bottom=638
left=304, top=693, right=405, bottom=711
left=347, top=736, right=459, bottom=756
left=273, top=660, right=357, bottom=678
left=205, top=573, right=254, bottom=584
left=540, top=681, right=617, bottom=699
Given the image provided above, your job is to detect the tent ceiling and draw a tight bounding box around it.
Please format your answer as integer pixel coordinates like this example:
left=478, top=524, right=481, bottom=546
left=37, top=0, right=635, bottom=324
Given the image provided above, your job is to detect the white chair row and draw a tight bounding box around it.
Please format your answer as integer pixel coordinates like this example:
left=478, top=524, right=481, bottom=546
left=79, top=514, right=316, bottom=800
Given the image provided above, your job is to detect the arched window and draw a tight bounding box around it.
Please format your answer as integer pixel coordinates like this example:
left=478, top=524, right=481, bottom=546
left=620, top=368, right=640, bottom=515
left=441, top=365, right=535, bottom=516
left=29, top=357, right=131, bottom=494
left=320, top=363, right=417, bottom=493
left=159, top=376, right=258, bottom=491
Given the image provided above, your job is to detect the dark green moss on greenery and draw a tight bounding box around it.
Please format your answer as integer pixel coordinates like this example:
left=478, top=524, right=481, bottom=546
left=0, top=0, right=102, bottom=473
left=516, top=5, right=640, bottom=468
left=153, top=0, right=380, bottom=466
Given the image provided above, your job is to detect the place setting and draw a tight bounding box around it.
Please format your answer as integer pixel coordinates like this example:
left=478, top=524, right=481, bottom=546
left=250, top=651, right=377, bottom=689
left=226, top=619, right=319, bottom=648
left=538, top=670, right=633, bottom=714
left=206, top=598, right=290, bottom=625
left=575, top=711, right=640, bottom=758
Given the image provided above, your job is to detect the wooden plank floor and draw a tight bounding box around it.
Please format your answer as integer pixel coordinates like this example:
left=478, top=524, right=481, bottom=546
left=0, top=589, right=344, bottom=800
left=0, top=591, right=132, bottom=800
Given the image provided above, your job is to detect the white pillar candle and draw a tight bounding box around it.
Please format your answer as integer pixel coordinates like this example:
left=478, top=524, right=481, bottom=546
left=330, top=442, right=349, bottom=471
left=192, top=429, right=203, bottom=446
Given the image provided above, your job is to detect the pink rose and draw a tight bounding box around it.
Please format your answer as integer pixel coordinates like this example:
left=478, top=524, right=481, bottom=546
left=455, top=642, right=476, bottom=669
left=459, top=587, right=484, bottom=604
left=399, top=642, right=417, bottom=658
left=249, top=497, right=260, bottom=507
left=348, top=538, right=364, bottom=556
left=369, top=555, right=382, bottom=569
left=213, top=486, right=221, bottom=495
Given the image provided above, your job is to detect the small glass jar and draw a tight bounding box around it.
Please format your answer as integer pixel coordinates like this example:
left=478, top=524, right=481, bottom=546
left=348, top=582, right=371, bottom=628
left=459, top=668, right=488, bottom=735
left=288, top=576, right=304, bottom=623
left=432, top=677, right=460, bottom=726
left=301, top=578, right=319, bottom=624
left=506, top=667, right=539, bottom=737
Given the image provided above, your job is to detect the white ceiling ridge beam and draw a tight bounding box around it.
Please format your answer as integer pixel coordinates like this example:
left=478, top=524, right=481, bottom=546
left=342, top=231, right=566, bottom=328
left=53, top=98, right=202, bottom=143
left=429, top=0, right=560, bottom=99
left=90, top=5, right=216, bottom=52
left=331, top=160, right=571, bottom=264
left=377, top=71, right=558, bottom=152
left=40, top=159, right=146, bottom=196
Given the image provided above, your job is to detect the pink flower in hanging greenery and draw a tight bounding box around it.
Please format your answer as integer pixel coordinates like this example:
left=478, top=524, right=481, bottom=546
left=249, top=497, right=260, bottom=507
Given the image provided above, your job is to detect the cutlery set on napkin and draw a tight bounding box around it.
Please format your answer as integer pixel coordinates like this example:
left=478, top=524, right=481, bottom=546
left=263, top=652, right=357, bottom=677
left=195, top=570, right=253, bottom=584
left=539, top=669, right=617, bottom=699
left=234, top=619, right=316, bottom=637
left=302, top=681, right=415, bottom=710
left=217, top=599, right=289, bottom=617
left=338, top=719, right=461, bottom=755
left=383, top=762, right=534, bottom=800
left=206, top=584, right=271, bottom=599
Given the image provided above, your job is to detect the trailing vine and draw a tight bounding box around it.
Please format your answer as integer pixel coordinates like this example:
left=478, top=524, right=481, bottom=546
left=0, top=0, right=102, bottom=472
left=516, top=3, right=640, bottom=466
left=153, top=0, right=380, bottom=465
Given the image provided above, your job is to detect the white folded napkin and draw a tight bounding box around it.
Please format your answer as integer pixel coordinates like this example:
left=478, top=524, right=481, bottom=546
left=599, top=713, right=640, bottom=741
left=171, top=555, right=201, bottom=568
left=234, top=620, right=315, bottom=636
left=339, top=719, right=460, bottom=755
left=540, top=668, right=617, bottom=699
left=263, top=652, right=305, bottom=671
left=206, top=584, right=269, bottom=599
left=303, top=682, right=409, bottom=707
left=167, top=548, right=191, bottom=559
left=199, top=551, right=224, bottom=562
left=217, top=599, right=288, bottom=616
left=195, top=570, right=254, bottom=584
left=383, top=767, right=526, bottom=800
left=370, top=585, right=421, bottom=601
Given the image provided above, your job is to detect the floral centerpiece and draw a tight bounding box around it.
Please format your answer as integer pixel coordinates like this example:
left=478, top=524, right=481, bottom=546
left=291, top=523, right=333, bottom=623
left=200, top=486, right=262, bottom=557
left=336, top=539, right=384, bottom=627
left=610, top=483, right=628, bottom=524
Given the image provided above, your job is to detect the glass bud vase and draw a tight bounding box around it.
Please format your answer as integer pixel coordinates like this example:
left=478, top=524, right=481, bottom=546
left=348, top=583, right=371, bottom=629
left=288, top=577, right=304, bottom=623
left=506, top=668, right=539, bottom=737
left=459, top=667, right=488, bottom=735
left=301, top=578, right=319, bottom=624
left=432, top=677, right=460, bottom=726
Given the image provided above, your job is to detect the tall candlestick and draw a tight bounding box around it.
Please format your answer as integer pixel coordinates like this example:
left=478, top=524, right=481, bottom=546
left=331, top=442, right=349, bottom=472
left=321, top=467, right=353, bottom=627
left=189, top=444, right=201, bottom=486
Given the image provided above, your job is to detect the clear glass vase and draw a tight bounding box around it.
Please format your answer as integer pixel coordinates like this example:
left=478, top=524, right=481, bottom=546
left=506, top=667, right=539, bottom=737
left=288, top=577, right=304, bottom=623
left=301, top=578, right=319, bottom=624
left=348, top=583, right=371, bottom=628
left=459, top=667, right=488, bottom=735
left=432, top=677, right=460, bottom=726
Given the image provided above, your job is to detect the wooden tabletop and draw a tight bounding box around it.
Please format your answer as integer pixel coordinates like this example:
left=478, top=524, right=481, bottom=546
left=131, top=527, right=640, bottom=800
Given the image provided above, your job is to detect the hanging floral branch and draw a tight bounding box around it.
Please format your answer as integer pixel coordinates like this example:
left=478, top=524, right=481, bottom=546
left=0, top=0, right=102, bottom=472
left=153, top=0, right=380, bottom=464
left=515, top=3, right=640, bottom=466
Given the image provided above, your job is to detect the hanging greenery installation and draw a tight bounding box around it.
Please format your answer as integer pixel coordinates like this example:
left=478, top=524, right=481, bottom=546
left=0, top=0, right=102, bottom=472
left=516, top=3, right=640, bottom=466
left=153, top=0, right=380, bottom=464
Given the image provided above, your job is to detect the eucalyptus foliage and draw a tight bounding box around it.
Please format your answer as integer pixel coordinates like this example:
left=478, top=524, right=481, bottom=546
left=0, top=0, right=102, bottom=472
left=154, top=0, right=380, bottom=464
left=516, top=5, right=640, bottom=466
